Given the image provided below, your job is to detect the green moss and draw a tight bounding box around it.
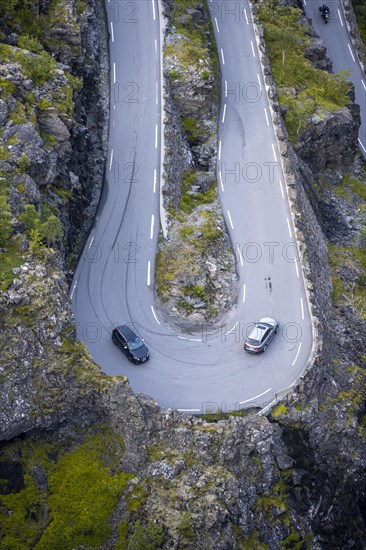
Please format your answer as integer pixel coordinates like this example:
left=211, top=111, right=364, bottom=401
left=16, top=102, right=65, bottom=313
left=15, top=49, right=57, bottom=86
left=337, top=173, right=366, bottom=202
left=0, top=77, right=16, bottom=98
left=0, top=237, right=24, bottom=291
left=178, top=511, right=195, bottom=542
left=127, top=482, right=148, bottom=513
left=128, top=520, right=164, bottom=550
left=272, top=403, right=288, bottom=418
left=328, top=244, right=366, bottom=317
left=179, top=170, right=216, bottom=214
left=116, top=520, right=129, bottom=549
left=258, top=2, right=350, bottom=142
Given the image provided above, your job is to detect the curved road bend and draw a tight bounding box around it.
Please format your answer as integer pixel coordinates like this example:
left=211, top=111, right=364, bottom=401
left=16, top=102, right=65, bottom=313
left=71, top=0, right=313, bottom=413
left=304, top=0, right=366, bottom=152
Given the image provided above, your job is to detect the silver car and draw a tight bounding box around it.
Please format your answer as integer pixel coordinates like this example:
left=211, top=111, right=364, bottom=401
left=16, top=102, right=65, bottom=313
left=244, top=317, right=279, bottom=353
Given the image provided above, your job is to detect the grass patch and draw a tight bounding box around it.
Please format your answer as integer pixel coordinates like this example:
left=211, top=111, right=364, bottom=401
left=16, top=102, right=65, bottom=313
left=258, top=2, right=350, bottom=142
left=179, top=170, right=216, bottom=214
left=0, top=237, right=24, bottom=291
left=328, top=244, right=366, bottom=317
left=272, top=403, right=288, bottom=418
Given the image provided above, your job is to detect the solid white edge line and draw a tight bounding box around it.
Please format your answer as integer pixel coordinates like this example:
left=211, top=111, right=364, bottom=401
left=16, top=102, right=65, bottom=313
left=244, top=8, right=249, bottom=25
left=221, top=48, right=225, bottom=65
left=218, top=140, right=222, bottom=160
left=150, top=214, right=154, bottom=240
left=155, top=124, right=158, bottom=148
left=110, top=21, right=114, bottom=43
left=222, top=103, right=226, bottom=124
left=147, top=260, right=151, bottom=286
left=337, top=8, right=343, bottom=26
left=272, top=143, right=277, bottom=162
left=215, top=17, right=219, bottom=33
left=219, top=171, right=224, bottom=192
left=153, top=169, right=157, bottom=193
left=151, top=0, right=156, bottom=20
left=251, top=40, right=255, bottom=57
left=242, top=283, right=246, bottom=304
left=236, top=245, right=243, bottom=266
left=286, top=217, right=292, bottom=238
left=109, top=149, right=113, bottom=170
left=300, top=297, right=304, bottom=320
left=225, top=321, right=238, bottom=336
left=362, top=80, right=366, bottom=91
left=358, top=137, right=366, bottom=152
left=279, top=179, right=284, bottom=199
left=70, top=280, right=77, bottom=299
left=227, top=210, right=234, bottom=229
left=292, top=342, right=302, bottom=366
left=239, top=388, right=272, bottom=405
left=348, top=43, right=355, bottom=62
left=264, top=108, right=269, bottom=126
left=294, top=257, right=299, bottom=278
left=151, top=305, right=160, bottom=325
left=113, top=62, right=116, bottom=84
left=257, top=73, right=262, bottom=91
left=88, top=236, right=94, bottom=250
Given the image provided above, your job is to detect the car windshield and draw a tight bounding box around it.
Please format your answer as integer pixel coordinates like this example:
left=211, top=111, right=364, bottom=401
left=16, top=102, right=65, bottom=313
left=128, top=336, right=144, bottom=350
left=247, top=338, right=260, bottom=346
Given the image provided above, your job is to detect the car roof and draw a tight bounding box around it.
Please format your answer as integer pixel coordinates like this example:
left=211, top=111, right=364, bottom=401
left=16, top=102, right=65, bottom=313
left=258, top=317, right=277, bottom=327
left=116, top=324, right=138, bottom=340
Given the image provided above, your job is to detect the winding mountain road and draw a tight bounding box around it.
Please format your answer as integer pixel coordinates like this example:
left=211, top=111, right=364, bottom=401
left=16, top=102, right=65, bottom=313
left=72, top=0, right=314, bottom=414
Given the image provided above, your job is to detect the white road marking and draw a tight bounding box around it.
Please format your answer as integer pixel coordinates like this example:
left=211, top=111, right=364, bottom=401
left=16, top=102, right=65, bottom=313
left=279, top=179, right=284, bottom=199
left=225, top=80, right=227, bottom=98
left=178, top=336, right=188, bottom=340
left=155, top=124, right=158, bottom=148
left=244, top=8, right=249, bottom=25
left=251, top=40, right=256, bottom=57
left=151, top=0, right=156, bottom=20
left=113, top=62, right=116, bottom=84
left=362, top=80, right=366, bottom=91
left=151, top=305, right=160, bottom=325
left=153, top=168, right=157, bottom=193
left=70, top=280, right=78, bottom=299
left=272, top=143, right=277, bottom=162
left=150, top=214, right=155, bottom=240
left=337, top=9, right=343, bottom=26
left=286, top=217, right=292, bottom=238
left=264, top=108, right=269, bottom=126
left=215, top=17, right=219, bottom=33
left=222, top=103, right=226, bottom=124
left=221, top=48, right=225, bottom=65
left=227, top=210, right=234, bottom=229
left=109, top=149, right=114, bottom=170
left=219, top=171, right=224, bottom=192
left=178, top=408, right=201, bottom=412
left=236, top=245, right=243, bottom=266
left=239, top=388, right=272, bottom=405
left=188, top=338, right=202, bottom=342
left=294, top=257, right=299, bottom=278
left=348, top=43, right=355, bottom=62
left=358, top=137, right=366, bottom=152
left=300, top=297, right=304, bottom=320
left=218, top=140, right=222, bottom=160
left=147, top=260, right=151, bottom=286
left=225, top=321, right=238, bottom=335
left=88, top=236, right=94, bottom=249
left=242, top=283, right=246, bottom=304
left=291, top=342, right=302, bottom=366
left=257, top=73, right=262, bottom=91
left=110, top=21, right=114, bottom=43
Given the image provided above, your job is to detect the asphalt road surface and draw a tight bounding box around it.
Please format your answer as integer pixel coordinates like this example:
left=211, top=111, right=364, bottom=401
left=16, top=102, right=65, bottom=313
left=72, top=0, right=314, bottom=414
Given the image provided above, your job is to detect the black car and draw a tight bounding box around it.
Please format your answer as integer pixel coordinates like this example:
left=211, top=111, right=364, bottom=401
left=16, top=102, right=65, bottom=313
left=112, top=325, right=150, bottom=364
left=244, top=317, right=279, bottom=353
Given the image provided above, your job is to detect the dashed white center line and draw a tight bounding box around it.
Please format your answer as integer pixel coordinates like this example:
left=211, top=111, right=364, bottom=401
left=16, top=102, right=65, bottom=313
left=88, top=236, right=94, bottom=250
left=294, top=257, right=299, bottom=278
left=151, top=305, right=160, bottom=325
left=279, top=179, right=284, bottom=199
left=362, top=80, right=366, bottom=91
left=70, top=280, right=78, bottom=299
left=264, top=108, right=269, bottom=126
left=358, top=137, right=366, bottom=153
left=222, top=103, right=226, bottom=124
left=225, top=321, right=238, bottom=336
left=153, top=168, right=157, bottom=193
left=155, top=124, right=158, bottom=148
left=147, top=260, right=151, bottom=286
left=239, top=388, right=272, bottom=405
left=292, top=342, right=302, bottom=366
left=257, top=73, right=262, bottom=91
left=227, top=210, right=234, bottom=229
left=109, top=149, right=114, bottom=170
left=244, top=8, right=249, bottom=25
left=113, top=62, right=116, bottom=84
left=218, top=140, right=222, bottom=160
left=242, top=283, right=246, bottom=304
left=251, top=40, right=256, bottom=57
left=337, top=9, right=343, bottom=26
left=221, top=48, right=225, bottom=65
left=150, top=215, right=155, bottom=240
left=151, top=0, right=156, bottom=20
left=219, top=171, right=224, bottom=192
left=215, top=17, right=219, bottom=33
left=348, top=43, right=355, bottom=62
left=272, top=143, right=277, bottom=162
left=110, top=21, right=114, bottom=43
left=300, top=297, right=304, bottom=320
left=286, top=217, right=292, bottom=238
left=236, top=245, right=243, bottom=266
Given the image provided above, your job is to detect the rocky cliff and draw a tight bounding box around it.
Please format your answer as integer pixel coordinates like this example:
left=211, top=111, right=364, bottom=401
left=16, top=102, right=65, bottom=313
left=0, top=0, right=366, bottom=549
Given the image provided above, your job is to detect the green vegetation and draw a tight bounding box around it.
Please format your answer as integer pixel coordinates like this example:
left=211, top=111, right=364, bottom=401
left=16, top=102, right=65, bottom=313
left=126, top=520, right=164, bottom=550
left=179, top=170, right=216, bottom=214
left=0, top=430, right=131, bottom=550
left=201, top=408, right=248, bottom=422
left=15, top=49, right=57, bottom=86
left=258, top=2, right=350, bottom=142
left=19, top=203, right=63, bottom=252
left=331, top=364, right=366, bottom=423
left=272, top=403, right=288, bottom=418
left=0, top=194, right=12, bottom=247
left=334, top=173, right=366, bottom=202
left=353, top=0, right=366, bottom=45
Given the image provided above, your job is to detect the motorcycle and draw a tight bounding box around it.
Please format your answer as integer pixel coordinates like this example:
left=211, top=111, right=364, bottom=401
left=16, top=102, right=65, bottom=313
left=319, top=5, right=330, bottom=24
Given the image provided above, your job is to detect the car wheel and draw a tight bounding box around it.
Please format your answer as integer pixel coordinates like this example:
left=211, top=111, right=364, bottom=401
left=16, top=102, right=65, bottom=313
left=263, top=344, right=267, bottom=352
left=112, top=335, right=117, bottom=345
